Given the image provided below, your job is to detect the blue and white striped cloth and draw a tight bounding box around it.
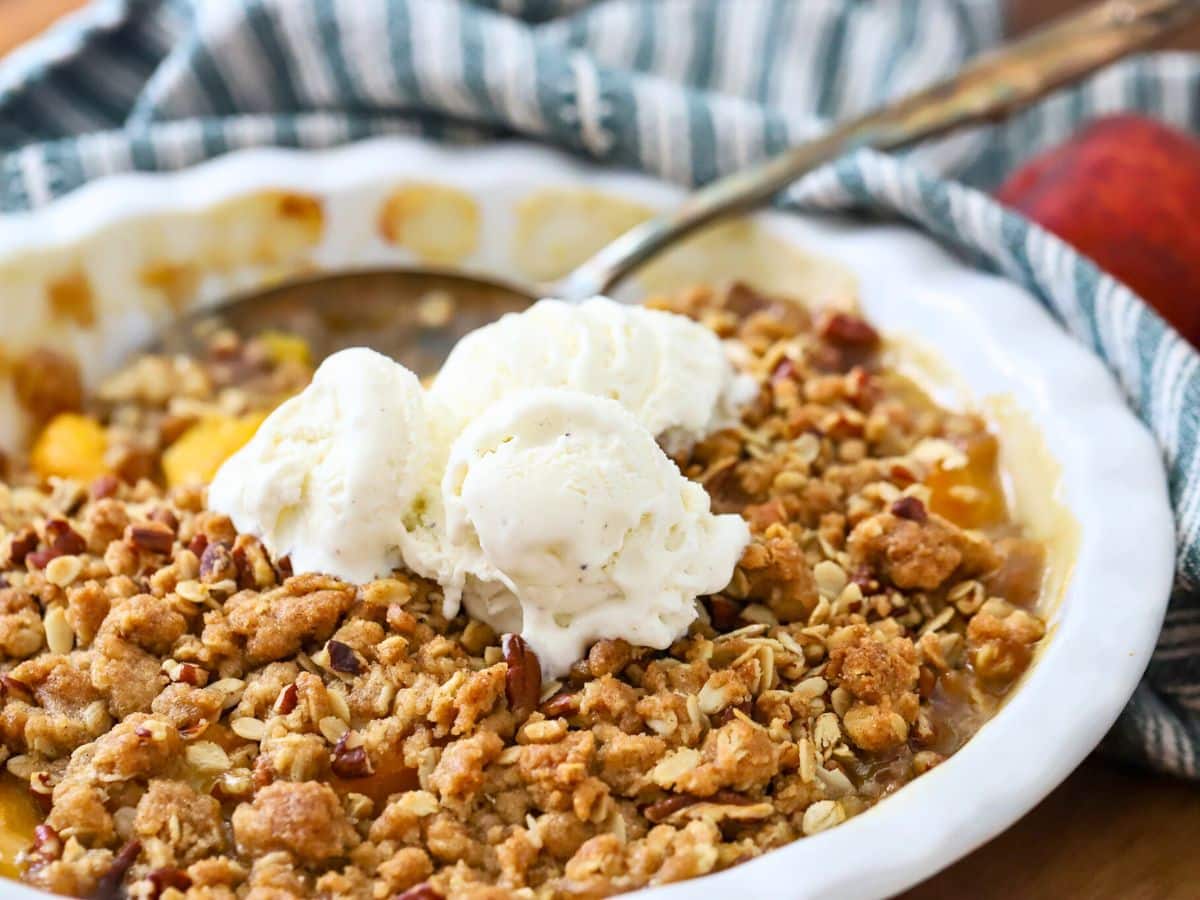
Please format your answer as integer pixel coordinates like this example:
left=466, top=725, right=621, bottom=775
left=1, top=0, right=1198, bottom=777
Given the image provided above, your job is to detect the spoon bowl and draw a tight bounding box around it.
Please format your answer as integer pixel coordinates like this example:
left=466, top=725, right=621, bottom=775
left=158, top=269, right=537, bottom=374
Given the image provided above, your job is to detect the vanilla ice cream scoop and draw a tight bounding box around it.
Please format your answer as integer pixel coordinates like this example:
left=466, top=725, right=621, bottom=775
left=209, top=311, right=751, bottom=676
left=430, top=297, right=754, bottom=451
left=208, top=348, right=447, bottom=584
left=437, top=388, right=750, bottom=677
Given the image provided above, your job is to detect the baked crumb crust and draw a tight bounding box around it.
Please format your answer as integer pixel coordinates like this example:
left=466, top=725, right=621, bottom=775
left=0, top=284, right=1046, bottom=899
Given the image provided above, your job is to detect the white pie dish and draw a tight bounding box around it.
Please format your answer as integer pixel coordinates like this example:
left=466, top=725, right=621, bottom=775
left=0, top=138, right=1174, bottom=899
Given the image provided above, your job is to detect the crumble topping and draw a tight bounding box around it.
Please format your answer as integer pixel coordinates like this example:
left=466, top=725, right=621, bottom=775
left=0, top=283, right=1047, bottom=898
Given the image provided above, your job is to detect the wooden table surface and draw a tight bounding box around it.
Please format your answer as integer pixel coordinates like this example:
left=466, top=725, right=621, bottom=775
left=1, top=1, right=1198, bottom=898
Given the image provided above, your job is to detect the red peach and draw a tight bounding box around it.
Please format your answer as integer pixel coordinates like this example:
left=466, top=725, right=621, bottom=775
left=996, top=114, right=1200, bottom=347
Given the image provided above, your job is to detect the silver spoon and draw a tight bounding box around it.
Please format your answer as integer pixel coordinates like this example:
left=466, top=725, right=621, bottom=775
left=163, top=0, right=1199, bottom=374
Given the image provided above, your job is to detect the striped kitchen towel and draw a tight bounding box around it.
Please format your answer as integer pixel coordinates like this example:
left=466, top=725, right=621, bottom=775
left=0, top=0, right=1197, bottom=776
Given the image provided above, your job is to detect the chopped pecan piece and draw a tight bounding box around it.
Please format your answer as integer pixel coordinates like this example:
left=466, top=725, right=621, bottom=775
left=28, top=519, right=88, bottom=568
left=232, top=537, right=276, bottom=589
left=541, top=691, right=580, bottom=718
left=274, top=683, right=298, bottom=715
left=643, top=790, right=752, bottom=824
left=327, top=639, right=361, bottom=675
left=162, top=660, right=208, bottom=687
left=89, top=474, right=120, bottom=500
left=129, top=522, right=175, bottom=554
left=706, top=595, right=744, bottom=631
left=331, top=732, right=374, bottom=779
left=8, top=528, right=38, bottom=565
left=25, top=549, right=57, bottom=570
left=724, top=282, right=774, bottom=317
left=91, top=839, right=141, bottom=900
left=28, top=772, right=54, bottom=813
left=186, top=533, right=208, bottom=558
left=46, top=519, right=88, bottom=556
left=890, top=496, right=928, bottom=523
left=502, top=633, right=541, bottom=722
left=149, top=507, right=179, bottom=532
left=710, top=700, right=754, bottom=727
left=198, top=541, right=236, bottom=582
left=817, top=311, right=880, bottom=347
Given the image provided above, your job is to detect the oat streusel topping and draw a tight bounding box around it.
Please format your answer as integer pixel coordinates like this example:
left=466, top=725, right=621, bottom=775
left=0, top=284, right=1047, bottom=899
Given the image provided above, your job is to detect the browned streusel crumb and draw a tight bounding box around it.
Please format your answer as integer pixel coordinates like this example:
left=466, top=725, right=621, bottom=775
left=0, top=285, right=1048, bottom=898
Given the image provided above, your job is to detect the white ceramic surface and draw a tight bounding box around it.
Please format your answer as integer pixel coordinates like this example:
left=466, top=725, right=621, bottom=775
left=0, top=139, right=1175, bottom=900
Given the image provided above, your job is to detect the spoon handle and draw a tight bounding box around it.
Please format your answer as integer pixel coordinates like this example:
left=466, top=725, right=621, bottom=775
left=553, top=0, right=1200, bottom=301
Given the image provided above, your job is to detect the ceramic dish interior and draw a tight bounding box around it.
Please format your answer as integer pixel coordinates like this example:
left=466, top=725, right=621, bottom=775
left=0, top=139, right=1175, bottom=899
